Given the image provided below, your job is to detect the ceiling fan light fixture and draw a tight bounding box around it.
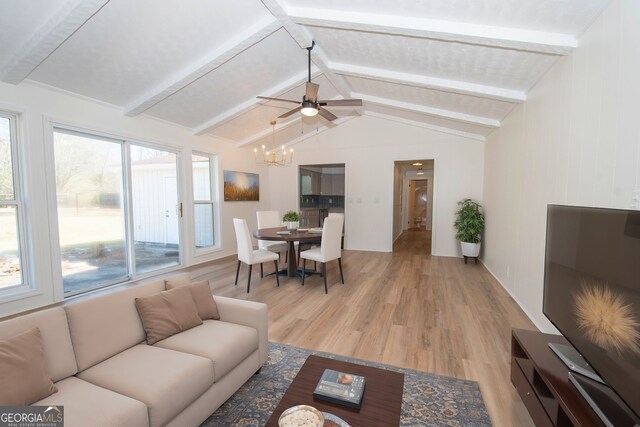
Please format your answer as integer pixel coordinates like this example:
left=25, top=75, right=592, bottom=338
left=300, top=100, right=318, bottom=117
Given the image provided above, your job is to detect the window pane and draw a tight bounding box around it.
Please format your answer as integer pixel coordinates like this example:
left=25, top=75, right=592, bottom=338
left=0, top=117, right=14, bottom=201
left=130, top=145, right=180, bottom=275
left=54, top=131, right=128, bottom=294
left=0, top=205, right=22, bottom=288
left=192, top=154, right=211, bottom=200
left=194, top=203, right=214, bottom=248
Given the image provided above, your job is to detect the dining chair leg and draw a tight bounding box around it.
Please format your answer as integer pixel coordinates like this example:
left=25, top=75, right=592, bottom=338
left=338, top=258, right=344, bottom=284
left=301, top=259, right=306, bottom=286
left=260, top=263, right=263, bottom=278
left=234, top=260, right=241, bottom=285
left=247, top=264, right=253, bottom=293
left=274, top=260, right=280, bottom=287
left=322, top=263, right=328, bottom=294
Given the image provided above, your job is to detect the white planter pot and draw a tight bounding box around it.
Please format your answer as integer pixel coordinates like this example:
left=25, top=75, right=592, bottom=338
left=461, top=242, right=481, bottom=257
left=284, top=221, right=299, bottom=230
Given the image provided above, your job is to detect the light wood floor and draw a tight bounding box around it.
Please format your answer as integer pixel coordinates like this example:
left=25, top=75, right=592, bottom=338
left=190, top=229, right=537, bottom=426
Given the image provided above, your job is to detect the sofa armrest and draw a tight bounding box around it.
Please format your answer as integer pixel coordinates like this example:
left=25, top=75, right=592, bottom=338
left=213, top=296, right=268, bottom=366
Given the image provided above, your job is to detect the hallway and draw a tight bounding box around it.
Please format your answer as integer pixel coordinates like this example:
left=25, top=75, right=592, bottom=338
left=393, top=228, right=432, bottom=256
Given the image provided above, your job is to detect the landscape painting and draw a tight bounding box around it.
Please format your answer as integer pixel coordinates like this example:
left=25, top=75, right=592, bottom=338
left=223, top=170, right=259, bottom=201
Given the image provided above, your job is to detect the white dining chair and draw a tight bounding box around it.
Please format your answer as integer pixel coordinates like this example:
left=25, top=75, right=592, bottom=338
left=233, top=218, right=280, bottom=293
left=256, top=210, right=289, bottom=264
left=299, top=216, right=344, bottom=294
left=328, top=212, right=344, bottom=249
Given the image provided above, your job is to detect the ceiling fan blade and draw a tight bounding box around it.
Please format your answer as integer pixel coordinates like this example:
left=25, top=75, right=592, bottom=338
left=319, top=99, right=363, bottom=107
left=318, top=108, right=338, bottom=121
left=257, top=96, right=300, bottom=104
left=278, top=106, right=303, bottom=119
left=305, top=82, right=319, bottom=102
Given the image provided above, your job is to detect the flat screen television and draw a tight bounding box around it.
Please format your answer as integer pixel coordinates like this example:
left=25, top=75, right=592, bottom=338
left=543, top=205, right=640, bottom=425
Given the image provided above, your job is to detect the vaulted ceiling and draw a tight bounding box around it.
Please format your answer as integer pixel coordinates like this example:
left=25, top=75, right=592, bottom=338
left=0, top=0, right=609, bottom=147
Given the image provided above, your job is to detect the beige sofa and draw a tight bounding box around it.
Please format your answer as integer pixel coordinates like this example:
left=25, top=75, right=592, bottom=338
left=0, top=272, right=268, bottom=427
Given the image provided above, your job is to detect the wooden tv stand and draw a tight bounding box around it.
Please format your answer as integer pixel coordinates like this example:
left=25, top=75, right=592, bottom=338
left=511, top=329, right=604, bottom=427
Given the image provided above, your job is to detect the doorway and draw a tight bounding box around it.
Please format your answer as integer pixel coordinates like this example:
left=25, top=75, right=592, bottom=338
left=409, top=179, right=428, bottom=229
left=392, top=160, right=434, bottom=254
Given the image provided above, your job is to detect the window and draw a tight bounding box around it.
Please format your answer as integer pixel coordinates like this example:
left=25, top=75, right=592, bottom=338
left=0, top=113, right=27, bottom=292
left=192, top=153, right=217, bottom=250
left=52, top=127, right=181, bottom=295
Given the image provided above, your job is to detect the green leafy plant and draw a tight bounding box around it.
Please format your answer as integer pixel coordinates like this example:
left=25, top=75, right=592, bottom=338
left=454, top=199, right=485, bottom=244
left=282, top=210, right=300, bottom=222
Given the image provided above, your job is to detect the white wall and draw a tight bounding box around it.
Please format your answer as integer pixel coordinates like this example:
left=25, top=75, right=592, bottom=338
left=266, top=115, right=484, bottom=255
left=482, top=0, right=640, bottom=331
left=0, top=81, right=268, bottom=316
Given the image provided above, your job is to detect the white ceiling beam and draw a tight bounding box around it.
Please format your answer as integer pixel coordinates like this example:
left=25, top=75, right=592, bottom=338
left=365, top=111, right=486, bottom=142
left=124, top=16, right=281, bottom=116
left=331, top=62, right=526, bottom=103
left=260, top=0, right=353, bottom=97
left=287, top=7, right=577, bottom=55
left=237, top=116, right=302, bottom=147
left=356, top=93, right=500, bottom=128
left=275, top=116, right=358, bottom=149
left=192, top=68, right=320, bottom=136
left=0, top=0, right=109, bottom=84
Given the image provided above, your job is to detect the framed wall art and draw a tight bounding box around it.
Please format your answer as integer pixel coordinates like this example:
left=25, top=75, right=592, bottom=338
left=223, top=170, right=259, bottom=201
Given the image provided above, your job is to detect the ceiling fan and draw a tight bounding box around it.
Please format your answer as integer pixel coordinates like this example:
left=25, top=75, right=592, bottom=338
left=257, top=41, right=362, bottom=121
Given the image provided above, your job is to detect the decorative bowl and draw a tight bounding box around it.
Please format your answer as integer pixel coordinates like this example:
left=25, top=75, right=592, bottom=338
left=278, top=405, right=324, bottom=427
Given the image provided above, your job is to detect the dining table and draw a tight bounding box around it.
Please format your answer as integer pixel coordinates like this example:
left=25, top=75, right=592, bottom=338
left=253, top=227, right=322, bottom=277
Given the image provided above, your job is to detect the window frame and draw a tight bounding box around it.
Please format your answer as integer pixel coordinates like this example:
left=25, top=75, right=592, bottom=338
left=47, top=122, right=184, bottom=298
left=0, top=110, right=34, bottom=301
left=191, top=151, right=221, bottom=255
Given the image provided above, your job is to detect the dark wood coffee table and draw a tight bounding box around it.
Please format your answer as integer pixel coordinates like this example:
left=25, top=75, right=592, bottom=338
left=265, top=355, right=404, bottom=427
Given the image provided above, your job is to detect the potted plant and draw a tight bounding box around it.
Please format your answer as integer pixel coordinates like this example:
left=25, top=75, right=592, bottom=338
left=454, top=199, right=485, bottom=259
left=282, top=210, right=301, bottom=230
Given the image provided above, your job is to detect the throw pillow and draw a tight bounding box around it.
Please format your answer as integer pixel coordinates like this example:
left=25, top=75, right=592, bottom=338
left=0, top=328, right=58, bottom=405
left=165, top=279, right=220, bottom=320
left=135, top=286, right=203, bottom=344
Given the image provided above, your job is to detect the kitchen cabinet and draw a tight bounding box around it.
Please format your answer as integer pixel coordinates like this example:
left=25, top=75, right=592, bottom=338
left=319, top=173, right=345, bottom=195
left=300, top=169, right=321, bottom=195
left=321, top=173, right=332, bottom=195
left=331, top=174, right=345, bottom=195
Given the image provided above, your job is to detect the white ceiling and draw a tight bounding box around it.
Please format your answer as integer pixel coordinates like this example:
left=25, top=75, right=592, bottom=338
left=0, top=0, right=609, bottom=146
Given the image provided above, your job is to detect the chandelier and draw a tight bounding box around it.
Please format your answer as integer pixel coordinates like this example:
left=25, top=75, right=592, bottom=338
left=254, top=120, right=293, bottom=166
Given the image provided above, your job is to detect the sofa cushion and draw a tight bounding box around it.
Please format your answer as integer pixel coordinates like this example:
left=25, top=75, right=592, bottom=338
left=64, top=279, right=165, bottom=371
left=0, top=307, right=77, bottom=382
left=35, top=377, right=148, bottom=427
left=135, top=286, right=203, bottom=344
left=154, top=320, right=258, bottom=382
left=77, top=344, right=213, bottom=427
left=0, top=328, right=57, bottom=405
left=165, top=280, right=220, bottom=320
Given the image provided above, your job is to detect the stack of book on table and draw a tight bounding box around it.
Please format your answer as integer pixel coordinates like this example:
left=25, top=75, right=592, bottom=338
left=313, top=369, right=366, bottom=409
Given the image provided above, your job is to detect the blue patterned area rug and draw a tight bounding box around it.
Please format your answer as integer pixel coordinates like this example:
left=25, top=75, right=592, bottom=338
left=201, top=342, right=492, bottom=426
